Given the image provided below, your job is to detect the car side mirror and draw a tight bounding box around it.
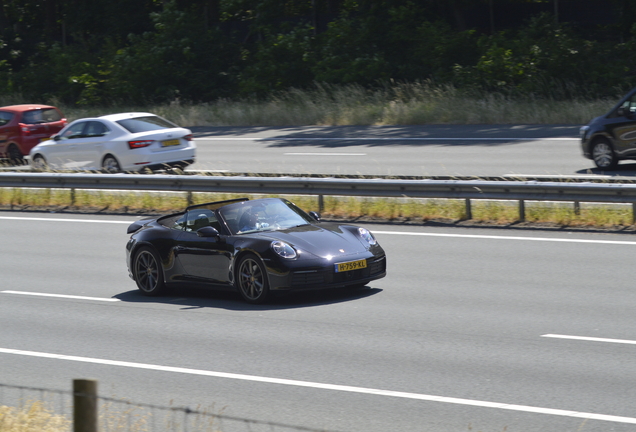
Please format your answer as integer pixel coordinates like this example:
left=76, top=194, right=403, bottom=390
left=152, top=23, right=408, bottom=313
left=197, top=226, right=220, bottom=238
left=53, top=135, right=61, bottom=141
left=309, top=211, right=321, bottom=221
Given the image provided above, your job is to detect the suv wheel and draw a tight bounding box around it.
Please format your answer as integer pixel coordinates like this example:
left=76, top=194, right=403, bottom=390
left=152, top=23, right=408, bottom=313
left=592, top=139, right=617, bottom=169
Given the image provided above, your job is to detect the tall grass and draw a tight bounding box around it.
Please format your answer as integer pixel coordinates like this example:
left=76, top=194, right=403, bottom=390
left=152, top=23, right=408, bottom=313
left=19, top=82, right=618, bottom=126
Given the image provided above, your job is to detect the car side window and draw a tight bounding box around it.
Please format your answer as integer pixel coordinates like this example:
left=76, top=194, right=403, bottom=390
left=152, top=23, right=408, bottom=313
left=22, top=110, right=43, bottom=124
left=619, top=96, right=636, bottom=116
left=0, top=111, right=13, bottom=126
left=85, top=121, right=110, bottom=137
left=171, top=214, right=188, bottom=230
left=61, top=122, right=87, bottom=139
left=185, top=210, right=221, bottom=232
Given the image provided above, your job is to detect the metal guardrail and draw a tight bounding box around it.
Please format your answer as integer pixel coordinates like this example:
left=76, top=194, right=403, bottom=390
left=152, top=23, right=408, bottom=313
left=2, top=172, right=636, bottom=221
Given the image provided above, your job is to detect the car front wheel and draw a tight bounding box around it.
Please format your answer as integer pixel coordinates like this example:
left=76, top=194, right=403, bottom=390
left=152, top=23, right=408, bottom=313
left=32, top=155, right=48, bottom=171
left=133, top=247, right=166, bottom=296
left=592, top=139, right=617, bottom=169
left=236, top=254, right=270, bottom=304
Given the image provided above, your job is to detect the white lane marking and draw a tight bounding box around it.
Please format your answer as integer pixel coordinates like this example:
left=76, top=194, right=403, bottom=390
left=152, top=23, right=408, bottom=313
left=194, top=137, right=578, bottom=141
left=542, top=334, right=636, bottom=345
left=0, top=216, right=132, bottom=224
left=284, top=152, right=366, bottom=156
left=1, top=291, right=120, bottom=302
left=2, top=216, right=633, bottom=246
left=372, top=231, right=636, bottom=246
left=0, top=348, right=634, bottom=425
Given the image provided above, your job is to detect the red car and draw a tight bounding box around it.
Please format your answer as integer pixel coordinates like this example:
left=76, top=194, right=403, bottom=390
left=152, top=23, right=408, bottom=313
left=0, top=104, right=67, bottom=164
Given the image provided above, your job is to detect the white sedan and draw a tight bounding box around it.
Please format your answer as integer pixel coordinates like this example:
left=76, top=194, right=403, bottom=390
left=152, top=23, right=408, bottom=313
left=29, top=112, right=196, bottom=173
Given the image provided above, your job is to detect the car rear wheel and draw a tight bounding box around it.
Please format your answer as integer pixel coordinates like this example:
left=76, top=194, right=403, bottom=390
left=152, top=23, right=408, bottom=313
left=102, top=155, right=121, bottom=173
left=592, top=139, right=617, bottom=169
left=8, top=144, right=24, bottom=166
left=32, top=155, right=48, bottom=171
left=236, top=254, right=270, bottom=304
left=133, top=247, right=166, bottom=296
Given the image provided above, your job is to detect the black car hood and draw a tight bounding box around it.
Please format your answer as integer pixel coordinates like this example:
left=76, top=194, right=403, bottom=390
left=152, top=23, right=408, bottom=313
left=245, top=223, right=368, bottom=258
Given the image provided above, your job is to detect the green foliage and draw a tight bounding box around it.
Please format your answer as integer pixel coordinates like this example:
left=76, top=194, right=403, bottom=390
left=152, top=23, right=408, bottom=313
left=1, top=1, right=635, bottom=106
left=105, top=2, right=236, bottom=103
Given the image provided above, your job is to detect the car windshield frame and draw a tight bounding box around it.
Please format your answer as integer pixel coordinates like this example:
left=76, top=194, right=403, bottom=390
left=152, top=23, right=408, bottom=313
left=116, top=115, right=179, bottom=133
left=216, top=198, right=314, bottom=235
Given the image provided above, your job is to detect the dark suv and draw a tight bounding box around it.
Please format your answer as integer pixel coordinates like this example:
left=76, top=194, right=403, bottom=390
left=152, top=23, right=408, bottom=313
left=0, top=104, right=67, bottom=164
left=580, top=88, right=636, bottom=169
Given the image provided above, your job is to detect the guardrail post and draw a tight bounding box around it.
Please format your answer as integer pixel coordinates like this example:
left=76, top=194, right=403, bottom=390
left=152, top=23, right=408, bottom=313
left=464, top=198, right=472, bottom=220
left=518, top=200, right=525, bottom=222
left=70, top=188, right=76, bottom=207
left=187, top=191, right=193, bottom=206
left=574, top=201, right=580, bottom=215
left=633, top=203, right=636, bottom=225
left=73, top=379, right=98, bottom=432
left=318, top=194, right=324, bottom=213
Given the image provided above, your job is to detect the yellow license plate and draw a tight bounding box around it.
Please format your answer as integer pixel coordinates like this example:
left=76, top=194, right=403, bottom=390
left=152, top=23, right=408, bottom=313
left=335, top=259, right=367, bottom=273
left=162, top=139, right=180, bottom=147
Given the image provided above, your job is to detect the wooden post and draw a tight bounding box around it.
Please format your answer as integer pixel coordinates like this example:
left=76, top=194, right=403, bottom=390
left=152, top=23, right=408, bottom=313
left=464, top=198, right=472, bottom=220
left=74, top=379, right=98, bottom=432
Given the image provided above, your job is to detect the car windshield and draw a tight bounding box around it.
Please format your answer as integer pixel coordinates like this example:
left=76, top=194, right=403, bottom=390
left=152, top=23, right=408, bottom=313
left=116, top=115, right=178, bottom=133
left=0, top=111, right=13, bottom=126
left=218, top=198, right=314, bottom=235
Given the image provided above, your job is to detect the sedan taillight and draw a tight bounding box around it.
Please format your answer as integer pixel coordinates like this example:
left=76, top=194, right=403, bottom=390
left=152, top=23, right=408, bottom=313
left=128, top=140, right=154, bottom=149
left=185, top=134, right=192, bottom=141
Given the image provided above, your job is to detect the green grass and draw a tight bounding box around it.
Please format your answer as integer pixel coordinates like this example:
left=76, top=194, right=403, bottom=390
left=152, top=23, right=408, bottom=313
left=1, top=188, right=633, bottom=230
left=5, top=82, right=614, bottom=126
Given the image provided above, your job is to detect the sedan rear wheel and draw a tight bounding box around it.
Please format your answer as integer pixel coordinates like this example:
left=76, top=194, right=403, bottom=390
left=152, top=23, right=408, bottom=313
left=102, top=155, right=121, bottom=173
left=237, top=254, right=270, bottom=304
left=133, top=247, right=166, bottom=296
left=592, top=139, right=617, bottom=169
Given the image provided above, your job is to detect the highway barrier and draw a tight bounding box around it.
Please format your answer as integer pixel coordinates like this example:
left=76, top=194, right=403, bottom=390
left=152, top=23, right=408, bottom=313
left=2, top=172, right=636, bottom=222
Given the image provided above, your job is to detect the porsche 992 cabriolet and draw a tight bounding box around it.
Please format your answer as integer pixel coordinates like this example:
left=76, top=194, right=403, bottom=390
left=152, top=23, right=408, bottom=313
left=126, top=197, right=387, bottom=303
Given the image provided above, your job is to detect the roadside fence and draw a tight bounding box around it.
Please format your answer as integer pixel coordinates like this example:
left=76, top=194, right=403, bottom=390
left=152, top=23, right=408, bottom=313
left=0, top=380, right=341, bottom=432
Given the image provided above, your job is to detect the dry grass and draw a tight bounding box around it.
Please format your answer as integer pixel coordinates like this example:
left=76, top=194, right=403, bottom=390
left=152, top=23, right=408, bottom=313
left=1, top=188, right=634, bottom=230
left=41, top=82, right=614, bottom=126
left=0, top=401, right=70, bottom=432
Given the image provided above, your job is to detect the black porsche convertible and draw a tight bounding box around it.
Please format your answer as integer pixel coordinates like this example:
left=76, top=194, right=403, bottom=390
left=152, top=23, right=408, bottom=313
left=125, top=197, right=387, bottom=303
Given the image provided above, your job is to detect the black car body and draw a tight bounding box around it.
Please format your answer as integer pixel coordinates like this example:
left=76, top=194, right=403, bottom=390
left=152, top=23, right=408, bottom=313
left=126, top=197, right=387, bottom=303
left=581, top=87, right=636, bottom=169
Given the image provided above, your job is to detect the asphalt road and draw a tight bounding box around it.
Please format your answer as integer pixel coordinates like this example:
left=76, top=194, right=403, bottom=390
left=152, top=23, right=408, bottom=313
left=187, top=124, right=612, bottom=177
left=3, top=212, right=636, bottom=431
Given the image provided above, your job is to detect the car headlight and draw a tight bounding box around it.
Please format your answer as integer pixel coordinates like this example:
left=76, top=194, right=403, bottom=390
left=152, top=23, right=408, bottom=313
left=271, top=241, right=297, bottom=259
left=358, top=227, right=377, bottom=245
left=580, top=125, right=589, bottom=140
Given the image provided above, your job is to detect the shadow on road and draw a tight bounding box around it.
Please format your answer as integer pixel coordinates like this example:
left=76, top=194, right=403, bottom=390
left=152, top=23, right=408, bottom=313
left=576, top=162, right=636, bottom=178
left=190, top=124, right=582, bottom=148
left=114, top=286, right=382, bottom=311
